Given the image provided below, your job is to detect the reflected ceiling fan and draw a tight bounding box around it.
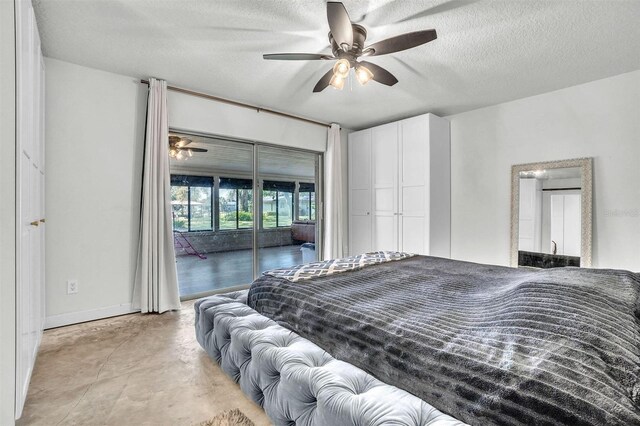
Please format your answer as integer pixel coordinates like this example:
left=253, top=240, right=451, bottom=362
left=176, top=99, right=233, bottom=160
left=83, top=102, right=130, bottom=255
left=263, top=1, right=437, bottom=92
left=169, top=135, right=208, bottom=160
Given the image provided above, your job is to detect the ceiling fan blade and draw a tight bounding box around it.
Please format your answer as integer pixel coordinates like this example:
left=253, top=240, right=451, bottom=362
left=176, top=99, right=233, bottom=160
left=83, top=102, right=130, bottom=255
left=365, top=29, right=437, bottom=56
left=359, top=61, right=398, bottom=86
left=313, top=68, right=336, bottom=93
left=263, top=53, right=333, bottom=61
left=327, top=2, right=353, bottom=50
left=169, top=136, right=193, bottom=148
left=182, top=147, right=208, bottom=153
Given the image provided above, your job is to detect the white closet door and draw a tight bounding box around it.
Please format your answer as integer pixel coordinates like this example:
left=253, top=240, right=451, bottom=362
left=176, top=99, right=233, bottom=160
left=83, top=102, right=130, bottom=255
left=18, top=154, right=31, bottom=417
left=399, top=116, right=428, bottom=254
left=563, top=194, right=581, bottom=256
left=550, top=193, right=581, bottom=256
left=519, top=179, right=539, bottom=252
left=348, top=130, right=372, bottom=255
left=39, top=60, right=46, bottom=326
left=371, top=123, right=398, bottom=251
left=15, top=0, right=45, bottom=417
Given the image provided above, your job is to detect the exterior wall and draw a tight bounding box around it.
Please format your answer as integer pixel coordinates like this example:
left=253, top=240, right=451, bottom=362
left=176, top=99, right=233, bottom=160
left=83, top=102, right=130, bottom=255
left=175, top=228, right=293, bottom=255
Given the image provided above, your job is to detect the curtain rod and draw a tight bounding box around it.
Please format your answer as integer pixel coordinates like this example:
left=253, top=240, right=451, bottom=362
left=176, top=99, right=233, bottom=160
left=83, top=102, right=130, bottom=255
left=140, top=79, right=331, bottom=128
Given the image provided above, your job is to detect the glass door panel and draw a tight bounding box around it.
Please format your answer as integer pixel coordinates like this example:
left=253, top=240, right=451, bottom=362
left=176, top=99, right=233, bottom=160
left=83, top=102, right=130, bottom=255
left=256, top=145, right=320, bottom=277
left=169, top=134, right=254, bottom=297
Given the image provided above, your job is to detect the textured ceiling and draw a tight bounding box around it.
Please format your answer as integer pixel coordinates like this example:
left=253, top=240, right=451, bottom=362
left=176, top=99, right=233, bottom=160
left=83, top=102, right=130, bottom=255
left=33, top=0, right=640, bottom=129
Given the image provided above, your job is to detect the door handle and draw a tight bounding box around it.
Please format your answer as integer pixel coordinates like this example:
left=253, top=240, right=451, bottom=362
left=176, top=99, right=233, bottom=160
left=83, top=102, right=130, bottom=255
left=40, top=218, right=45, bottom=223
left=30, top=221, right=39, bottom=227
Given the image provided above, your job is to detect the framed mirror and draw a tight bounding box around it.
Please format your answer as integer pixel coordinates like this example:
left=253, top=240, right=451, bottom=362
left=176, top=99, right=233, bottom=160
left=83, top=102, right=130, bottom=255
left=510, top=158, right=593, bottom=268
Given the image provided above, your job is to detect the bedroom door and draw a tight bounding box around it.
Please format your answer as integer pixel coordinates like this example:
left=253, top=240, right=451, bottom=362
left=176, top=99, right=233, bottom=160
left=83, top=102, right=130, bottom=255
left=371, top=123, right=399, bottom=252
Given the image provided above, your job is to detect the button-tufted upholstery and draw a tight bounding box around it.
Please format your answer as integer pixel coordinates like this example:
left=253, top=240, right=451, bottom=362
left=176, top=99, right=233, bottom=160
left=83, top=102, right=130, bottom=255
left=195, top=291, right=466, bottom=426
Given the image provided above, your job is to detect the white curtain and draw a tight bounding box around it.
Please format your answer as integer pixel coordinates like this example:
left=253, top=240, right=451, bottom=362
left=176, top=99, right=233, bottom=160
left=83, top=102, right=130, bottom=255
left=133, top=78, right=181, bottom=313
left=323, top=123, right=345, bottom=260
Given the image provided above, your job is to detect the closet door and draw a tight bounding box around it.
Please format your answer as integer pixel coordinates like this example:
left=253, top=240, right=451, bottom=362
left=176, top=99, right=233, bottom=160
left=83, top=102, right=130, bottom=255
left=371, top=123, right=398, bottom=251
left=399, top=116, right=428, bottom=254
left=15, top=0, right=45, bottom=417
left=348, top=129, right=372, bottom=255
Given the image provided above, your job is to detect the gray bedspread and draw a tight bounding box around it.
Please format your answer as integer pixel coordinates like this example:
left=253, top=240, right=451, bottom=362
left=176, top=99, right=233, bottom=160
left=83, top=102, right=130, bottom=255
left=247, top=256, right=640, bottom=425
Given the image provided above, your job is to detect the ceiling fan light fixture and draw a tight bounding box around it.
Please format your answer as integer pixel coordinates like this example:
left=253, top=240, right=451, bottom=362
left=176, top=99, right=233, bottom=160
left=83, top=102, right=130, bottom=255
left=176, top=150, right=184, bottom=160
left=329, top=73, right=345, bottom=90
left=355, top=65, right=374, bottom=85
left=332, top=58, right=350, bottom=78
left=169, top=148, right=178, bottom=158
left=262, top=2, right=437, bottom=92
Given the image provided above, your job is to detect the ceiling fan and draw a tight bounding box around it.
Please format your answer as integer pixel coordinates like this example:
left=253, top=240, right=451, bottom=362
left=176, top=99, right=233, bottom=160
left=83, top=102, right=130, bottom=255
left=263, top=1, right=437, bottom=92
left=169, top=135, right=208, bottom=160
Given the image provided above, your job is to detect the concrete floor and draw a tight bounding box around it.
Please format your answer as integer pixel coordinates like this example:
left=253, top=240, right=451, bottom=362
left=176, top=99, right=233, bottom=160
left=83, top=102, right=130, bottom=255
left=177, top=245, right=306, bottom=297
left=17, top=301, right=271, bottom=426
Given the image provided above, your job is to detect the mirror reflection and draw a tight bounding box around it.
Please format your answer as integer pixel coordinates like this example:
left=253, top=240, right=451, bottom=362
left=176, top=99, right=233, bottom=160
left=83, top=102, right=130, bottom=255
left=517, top=167, right=582, bottom=268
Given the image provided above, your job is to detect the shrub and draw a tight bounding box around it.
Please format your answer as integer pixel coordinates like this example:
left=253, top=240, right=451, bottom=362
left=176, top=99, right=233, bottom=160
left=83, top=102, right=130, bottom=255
left=238, top=211, right=253, bottom=221
left=223, top=211, right=252, bottom=222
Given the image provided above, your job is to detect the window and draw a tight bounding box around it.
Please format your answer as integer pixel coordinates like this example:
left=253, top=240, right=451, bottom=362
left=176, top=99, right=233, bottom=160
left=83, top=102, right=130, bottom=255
left=171, top=185, right=189, bottom=231
left=170, top=175, right=213, bottom=232
left=219, top=178, right=253, bottom=230
left=263, top=180, right=295, bottom=228
left=298, top=182, right=316, bottom=221
left=170, top=175, right=314, bottom=231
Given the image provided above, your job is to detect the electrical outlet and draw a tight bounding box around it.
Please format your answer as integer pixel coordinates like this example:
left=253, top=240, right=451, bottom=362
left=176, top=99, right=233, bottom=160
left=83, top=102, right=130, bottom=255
left=67, top=280, right=78, bottom=294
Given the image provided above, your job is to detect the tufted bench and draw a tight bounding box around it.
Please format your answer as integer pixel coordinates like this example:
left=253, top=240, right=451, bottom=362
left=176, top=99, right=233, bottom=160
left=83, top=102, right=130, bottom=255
left=195, top=291, right=466, bottom=426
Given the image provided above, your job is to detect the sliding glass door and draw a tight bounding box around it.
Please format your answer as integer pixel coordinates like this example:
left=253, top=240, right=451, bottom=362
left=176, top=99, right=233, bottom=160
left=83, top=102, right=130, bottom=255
left=257, top=146, right=320, bottom=275
left=170, top=136, right=254, bottom=297
left=169, top=132, right=321, bottom=299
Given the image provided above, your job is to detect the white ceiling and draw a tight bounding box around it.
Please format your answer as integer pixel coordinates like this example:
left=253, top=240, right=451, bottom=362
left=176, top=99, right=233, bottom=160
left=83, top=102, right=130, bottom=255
left=33, top=0, right=640, bottom=129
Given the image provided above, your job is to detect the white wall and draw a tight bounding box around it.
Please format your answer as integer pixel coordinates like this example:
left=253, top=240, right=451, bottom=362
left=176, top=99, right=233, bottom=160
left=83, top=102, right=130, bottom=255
left=44, top=59, right=331, bottom=326
left=448, top=69, right=640, bottom=271
left=0, top=0, right=17, bottom=422
left=169, top=91, right=327, bottom=152
left=44, top=58, right=147, bottom=327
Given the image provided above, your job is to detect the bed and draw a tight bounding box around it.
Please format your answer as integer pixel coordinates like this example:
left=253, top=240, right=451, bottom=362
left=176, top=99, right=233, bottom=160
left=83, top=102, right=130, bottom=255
left=196, top=252, right=640, bottom=425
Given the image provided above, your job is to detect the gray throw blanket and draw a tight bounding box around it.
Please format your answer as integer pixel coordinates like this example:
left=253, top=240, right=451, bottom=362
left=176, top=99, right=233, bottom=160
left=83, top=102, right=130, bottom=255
left=248, top=256, right=640, bottom=425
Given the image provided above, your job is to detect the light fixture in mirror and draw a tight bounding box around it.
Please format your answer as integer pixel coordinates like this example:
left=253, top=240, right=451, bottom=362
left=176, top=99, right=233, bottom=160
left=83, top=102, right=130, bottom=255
left=511, top=158, right=593, bottom=268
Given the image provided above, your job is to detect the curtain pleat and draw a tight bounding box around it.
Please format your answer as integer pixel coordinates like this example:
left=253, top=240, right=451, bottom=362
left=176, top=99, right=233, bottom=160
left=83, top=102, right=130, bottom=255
left=323, top=123, right=344, bottom=260
left=133, top=78, right=181, bottom=313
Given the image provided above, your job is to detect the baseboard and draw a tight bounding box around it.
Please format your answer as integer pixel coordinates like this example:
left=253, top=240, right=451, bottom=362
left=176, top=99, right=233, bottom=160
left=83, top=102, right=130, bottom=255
left=44, top=303, right=139, bottom=329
